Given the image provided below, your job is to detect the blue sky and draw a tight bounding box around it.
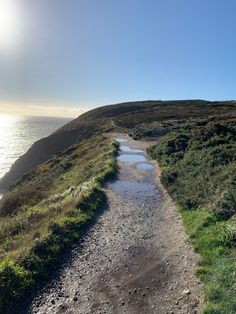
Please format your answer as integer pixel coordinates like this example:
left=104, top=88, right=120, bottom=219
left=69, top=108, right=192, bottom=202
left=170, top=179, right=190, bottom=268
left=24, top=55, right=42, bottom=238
left=0, top=0, right=236, bottom=116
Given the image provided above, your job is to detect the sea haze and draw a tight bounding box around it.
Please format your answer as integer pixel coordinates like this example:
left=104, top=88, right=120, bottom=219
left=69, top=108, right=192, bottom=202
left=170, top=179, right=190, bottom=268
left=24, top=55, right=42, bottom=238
left=0, top=114, right=71, bottom=194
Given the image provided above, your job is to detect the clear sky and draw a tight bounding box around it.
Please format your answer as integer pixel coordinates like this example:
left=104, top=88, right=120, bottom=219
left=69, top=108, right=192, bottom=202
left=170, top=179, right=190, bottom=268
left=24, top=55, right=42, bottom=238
left=0, top=0, right=236, bottom=117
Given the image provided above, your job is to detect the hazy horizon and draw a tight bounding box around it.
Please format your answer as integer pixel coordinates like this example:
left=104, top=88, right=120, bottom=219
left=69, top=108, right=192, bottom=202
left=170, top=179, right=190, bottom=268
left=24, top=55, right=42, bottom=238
left=1, top=0, right=236, bottom=117
left=0, top=102, right=87, bottom=118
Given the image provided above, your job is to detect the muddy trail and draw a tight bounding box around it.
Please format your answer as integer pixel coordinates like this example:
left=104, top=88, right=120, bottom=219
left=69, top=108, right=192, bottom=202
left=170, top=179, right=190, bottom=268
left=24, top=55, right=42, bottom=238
left=25, top=134, right=202, bottom=314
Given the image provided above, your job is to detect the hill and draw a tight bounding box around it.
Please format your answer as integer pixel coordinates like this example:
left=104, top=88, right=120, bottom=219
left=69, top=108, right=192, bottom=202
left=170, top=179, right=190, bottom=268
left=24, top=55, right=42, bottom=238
left=1, top=100, right=236, bottom=190
left=1, top=99, right=236, bottom=313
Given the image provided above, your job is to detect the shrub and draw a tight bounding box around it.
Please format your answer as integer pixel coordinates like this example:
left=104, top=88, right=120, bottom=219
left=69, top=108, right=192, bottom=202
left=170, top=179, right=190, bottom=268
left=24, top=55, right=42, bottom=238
left=0, top=259, right=33, bottom=310
left=0, top=187, right=45, bottom=217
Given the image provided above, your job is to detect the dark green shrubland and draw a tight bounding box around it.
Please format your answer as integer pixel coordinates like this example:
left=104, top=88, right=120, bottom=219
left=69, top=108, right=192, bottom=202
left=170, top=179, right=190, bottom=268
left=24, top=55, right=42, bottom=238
left=148, top=119, right=236, bottom=313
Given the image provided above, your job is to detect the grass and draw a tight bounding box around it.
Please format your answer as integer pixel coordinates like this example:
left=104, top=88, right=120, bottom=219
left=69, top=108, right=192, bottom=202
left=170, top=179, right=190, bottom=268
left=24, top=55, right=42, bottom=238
left=1, top=100, right=236, bottom=313
left=147, top=119, right=236, bottom=313
left=0, top=136, right=118, bottom=313
left=2, top=100, right=236, bottom=191
left=181, top=209, right=236, bottom=313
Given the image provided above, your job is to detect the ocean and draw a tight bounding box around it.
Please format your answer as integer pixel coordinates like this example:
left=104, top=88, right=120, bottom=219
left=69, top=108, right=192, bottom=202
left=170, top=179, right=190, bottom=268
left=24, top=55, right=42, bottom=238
left=0, top=115, right=71, bottom=196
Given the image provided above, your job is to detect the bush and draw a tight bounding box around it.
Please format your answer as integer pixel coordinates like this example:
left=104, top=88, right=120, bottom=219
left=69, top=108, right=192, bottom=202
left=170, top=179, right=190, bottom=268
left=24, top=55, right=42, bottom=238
left=148, top=120, right=236, bottom=313
left=0, top=187, right=45, bottom=217
left=213, top=187, right=236, bottom=220
left=0, top=259, right=33, bottom=310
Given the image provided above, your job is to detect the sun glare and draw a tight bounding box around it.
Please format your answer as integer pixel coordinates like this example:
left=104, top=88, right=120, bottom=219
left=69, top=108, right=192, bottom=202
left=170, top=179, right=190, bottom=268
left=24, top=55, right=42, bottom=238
left=0, top=0, right=21, bottom=51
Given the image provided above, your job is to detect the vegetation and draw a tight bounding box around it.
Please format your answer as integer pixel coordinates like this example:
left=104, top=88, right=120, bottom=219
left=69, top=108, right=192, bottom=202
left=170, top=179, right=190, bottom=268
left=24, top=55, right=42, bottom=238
left=2, top=100, right=236, bottom=190
left=1, top=100, right=236, bottom=313
left=0, top=136, right=118, bottom=313
left=147, top=117, right=236, bottom=313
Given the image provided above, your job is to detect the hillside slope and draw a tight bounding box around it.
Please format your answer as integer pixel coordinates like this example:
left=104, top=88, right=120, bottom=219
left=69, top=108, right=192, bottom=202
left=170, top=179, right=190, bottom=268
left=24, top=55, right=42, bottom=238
left=1, top=100, right=236, bottom=190
left=1, top=100, right=236, bottom=313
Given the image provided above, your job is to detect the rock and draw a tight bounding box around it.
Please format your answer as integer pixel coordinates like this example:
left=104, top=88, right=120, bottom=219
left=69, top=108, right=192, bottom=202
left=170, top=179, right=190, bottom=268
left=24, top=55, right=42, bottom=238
left=73, top=296, right=78, bottom=302
left=58, top=304, right=65, bottom=310
left=182, top=289, right=191, bottom=295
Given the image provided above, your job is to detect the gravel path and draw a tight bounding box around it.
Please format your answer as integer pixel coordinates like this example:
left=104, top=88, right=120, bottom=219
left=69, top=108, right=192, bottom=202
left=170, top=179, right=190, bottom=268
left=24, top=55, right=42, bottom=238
left=27, top=134, right=203, bottom=314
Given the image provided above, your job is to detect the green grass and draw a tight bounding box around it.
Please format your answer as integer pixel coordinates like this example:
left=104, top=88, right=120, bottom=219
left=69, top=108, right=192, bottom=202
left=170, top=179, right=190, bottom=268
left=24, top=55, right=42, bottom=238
left=181, top=208, right=236, bottom=313
left=147, top=120, right=236, bottom=313
left=1, top=100, right=236, bottom=313
left=0, top=136, right=118, bottom=313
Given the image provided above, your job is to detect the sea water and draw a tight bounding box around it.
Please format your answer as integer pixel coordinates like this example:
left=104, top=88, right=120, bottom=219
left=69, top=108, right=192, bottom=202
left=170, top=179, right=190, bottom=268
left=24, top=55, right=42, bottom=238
left=0, top=114, right=71, bottom=197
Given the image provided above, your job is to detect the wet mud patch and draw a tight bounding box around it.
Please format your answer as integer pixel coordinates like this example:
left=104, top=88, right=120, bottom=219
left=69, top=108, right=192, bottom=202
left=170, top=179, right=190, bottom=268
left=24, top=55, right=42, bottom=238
left=109, top=179, right=162, bottom=203
left=115, top=137, right=128, bottom=143
left=96, top=247, right=172, bottom=314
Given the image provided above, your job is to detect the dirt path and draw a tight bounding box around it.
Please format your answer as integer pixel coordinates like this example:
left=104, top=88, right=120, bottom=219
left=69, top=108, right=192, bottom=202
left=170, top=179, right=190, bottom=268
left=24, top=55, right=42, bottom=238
left=28, top=134, right=202, bottom=314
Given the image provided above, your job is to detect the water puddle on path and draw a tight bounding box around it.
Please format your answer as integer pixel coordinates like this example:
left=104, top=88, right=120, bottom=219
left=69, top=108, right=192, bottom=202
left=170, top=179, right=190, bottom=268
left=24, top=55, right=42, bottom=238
left=117, top=154, right=147, bottom=163
left=110, top=179, right=159, bottom=201
left=136, top=163, right=154, bottom=170
left=115, top=136, right=154, bottom=171
left=120, top=146, right=144, bottom=153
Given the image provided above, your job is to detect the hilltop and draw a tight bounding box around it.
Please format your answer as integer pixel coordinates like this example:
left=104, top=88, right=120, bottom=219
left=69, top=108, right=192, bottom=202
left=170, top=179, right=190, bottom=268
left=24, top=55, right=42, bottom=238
left=0, top=100, right=236, bottom=313
left=1, top=100, right=236, bottom=190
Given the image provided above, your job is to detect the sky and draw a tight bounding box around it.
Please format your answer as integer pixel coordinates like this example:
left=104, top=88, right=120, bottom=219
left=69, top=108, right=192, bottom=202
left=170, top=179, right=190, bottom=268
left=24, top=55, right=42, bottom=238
left=0, top=0, right=236, bottom=117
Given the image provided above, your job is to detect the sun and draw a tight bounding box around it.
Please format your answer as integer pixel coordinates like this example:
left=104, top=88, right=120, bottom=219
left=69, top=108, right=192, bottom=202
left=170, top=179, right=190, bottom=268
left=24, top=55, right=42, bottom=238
left=0, top=0, right=21, bottom=51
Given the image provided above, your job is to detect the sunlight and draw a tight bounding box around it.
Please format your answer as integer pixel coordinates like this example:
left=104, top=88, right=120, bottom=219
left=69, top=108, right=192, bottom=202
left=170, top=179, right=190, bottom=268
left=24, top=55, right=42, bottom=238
left=0, top=0, right=22, bottom=51
left=0, top=113, right=17, bottom=127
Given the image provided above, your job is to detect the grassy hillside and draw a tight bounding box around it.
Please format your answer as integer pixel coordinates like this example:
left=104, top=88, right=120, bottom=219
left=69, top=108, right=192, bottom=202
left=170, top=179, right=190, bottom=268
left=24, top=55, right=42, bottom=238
left=1, top=100, right=236, bottom=313
left=147, top=117, right=236, bottom=313
left=1, top=100, right=236, bottom=189
left=0, top=135, right=117, bottom=313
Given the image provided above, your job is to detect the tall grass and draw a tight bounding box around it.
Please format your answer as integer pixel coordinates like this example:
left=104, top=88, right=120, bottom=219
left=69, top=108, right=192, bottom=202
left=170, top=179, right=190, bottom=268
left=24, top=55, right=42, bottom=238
left=0, top=136, right=118, bottom=313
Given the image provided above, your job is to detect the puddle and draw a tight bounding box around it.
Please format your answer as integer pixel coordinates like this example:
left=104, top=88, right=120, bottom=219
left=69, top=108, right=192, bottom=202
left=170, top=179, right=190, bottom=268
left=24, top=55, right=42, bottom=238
left=110, top=180, right=161, bottom=201
left=116, top=137, right=128, bottom=142
left=136, top=163, right=154, bottom=170
left=120, top=146, right=144, bottom=153
left=118, top=154, right=147, bottom=163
